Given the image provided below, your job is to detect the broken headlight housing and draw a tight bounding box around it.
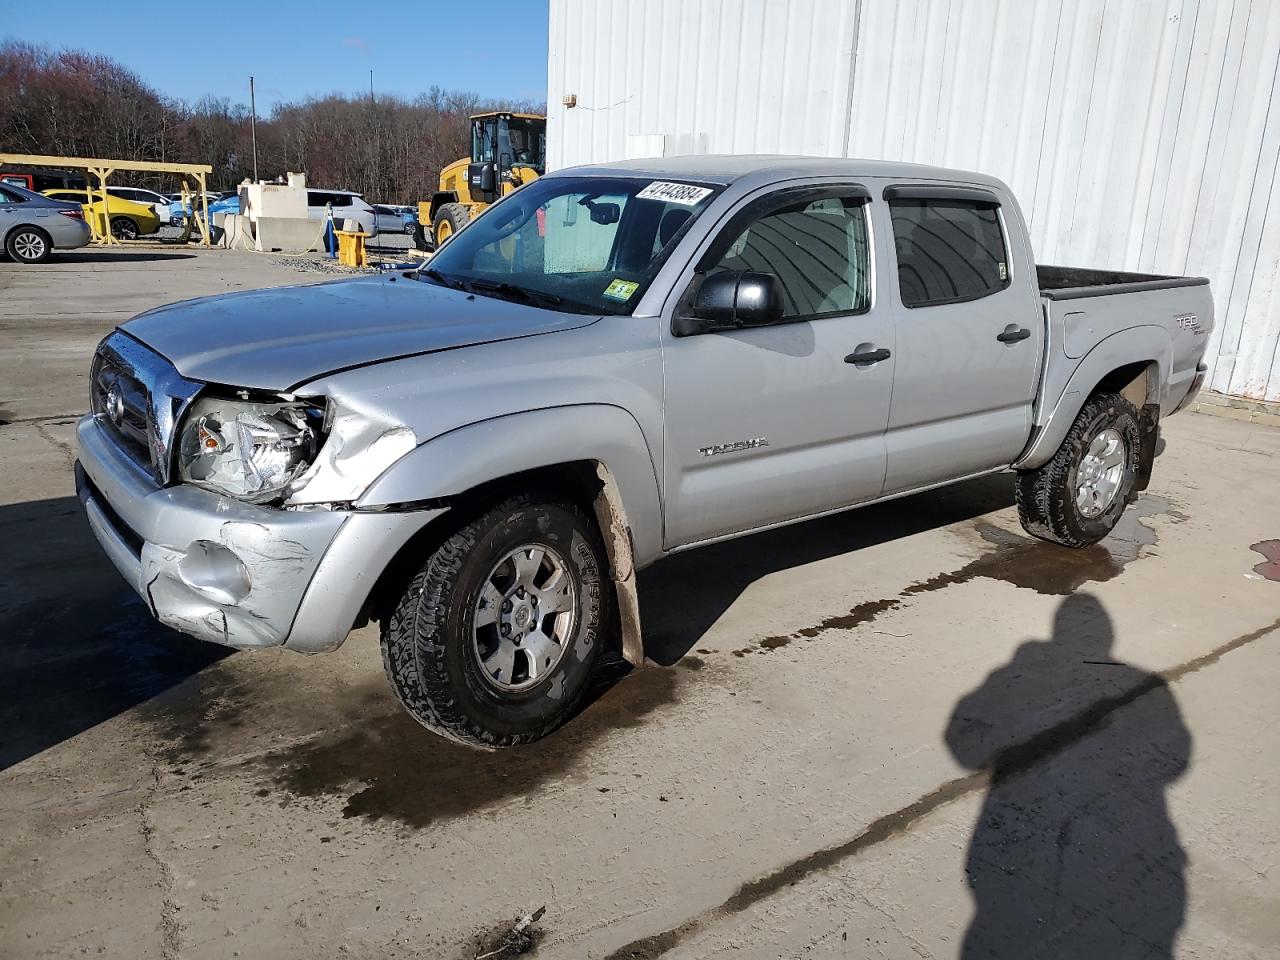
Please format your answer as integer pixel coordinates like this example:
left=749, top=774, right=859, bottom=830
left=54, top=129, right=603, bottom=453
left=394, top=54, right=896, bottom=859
left=176, top=396, right=325, bottom=503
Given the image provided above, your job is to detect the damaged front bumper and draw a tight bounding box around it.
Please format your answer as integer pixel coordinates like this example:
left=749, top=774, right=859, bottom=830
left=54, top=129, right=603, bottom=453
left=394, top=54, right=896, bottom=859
left=76, top=415, right=445, bottom=652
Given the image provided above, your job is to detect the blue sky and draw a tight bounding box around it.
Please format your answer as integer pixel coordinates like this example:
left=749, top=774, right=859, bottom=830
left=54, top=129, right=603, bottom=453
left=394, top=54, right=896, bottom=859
left=3, top=1, right=549, bottom=111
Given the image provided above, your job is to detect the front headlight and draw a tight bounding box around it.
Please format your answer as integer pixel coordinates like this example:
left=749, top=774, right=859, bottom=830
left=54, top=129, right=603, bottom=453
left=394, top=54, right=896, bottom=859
left=177, top=396, right=325, bottom=503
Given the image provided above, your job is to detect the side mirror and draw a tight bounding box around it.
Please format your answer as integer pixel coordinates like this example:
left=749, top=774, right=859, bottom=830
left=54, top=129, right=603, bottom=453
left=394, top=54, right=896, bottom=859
left=674, top=271, right=784, bottom=335
left=479, top=163, right=497, bottom=194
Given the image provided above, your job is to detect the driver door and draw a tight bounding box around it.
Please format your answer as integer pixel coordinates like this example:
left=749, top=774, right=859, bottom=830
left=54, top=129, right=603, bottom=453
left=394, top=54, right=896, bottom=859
left=661, top=184, right=895, bottom=548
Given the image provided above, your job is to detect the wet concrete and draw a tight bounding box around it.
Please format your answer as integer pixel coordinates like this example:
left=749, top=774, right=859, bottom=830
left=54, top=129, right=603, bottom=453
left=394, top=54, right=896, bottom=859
left=155, top=664, right=686, bottom=830
left=735, top=495, right=1179, bottom=656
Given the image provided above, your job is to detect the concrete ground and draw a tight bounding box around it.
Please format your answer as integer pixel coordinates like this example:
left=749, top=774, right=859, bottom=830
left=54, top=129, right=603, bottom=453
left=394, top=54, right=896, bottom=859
left=1, top=248, right=1277, bottom=960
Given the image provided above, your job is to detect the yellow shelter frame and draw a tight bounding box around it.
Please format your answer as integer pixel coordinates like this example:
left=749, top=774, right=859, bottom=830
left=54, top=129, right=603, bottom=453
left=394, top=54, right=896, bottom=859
left=0, top=153, right=215, bottom=247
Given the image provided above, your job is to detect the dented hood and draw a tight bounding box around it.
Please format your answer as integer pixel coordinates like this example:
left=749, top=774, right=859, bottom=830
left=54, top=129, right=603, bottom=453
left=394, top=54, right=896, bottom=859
left=122, top=275, right=601, bottom=391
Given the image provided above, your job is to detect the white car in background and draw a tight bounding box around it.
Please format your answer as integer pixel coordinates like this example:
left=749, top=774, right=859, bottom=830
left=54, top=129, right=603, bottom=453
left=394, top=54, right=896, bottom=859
left=106, top=186, right=174, bottom=225
left=306, top=189, right=378, bottom=237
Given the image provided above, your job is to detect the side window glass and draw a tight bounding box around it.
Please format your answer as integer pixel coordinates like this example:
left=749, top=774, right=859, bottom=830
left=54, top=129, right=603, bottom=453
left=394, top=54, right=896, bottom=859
left=0, top=187, right=24, bottom=203
left=889, top=198, right=1009, bottom=307
left=706, top=193, right=871, bottom=319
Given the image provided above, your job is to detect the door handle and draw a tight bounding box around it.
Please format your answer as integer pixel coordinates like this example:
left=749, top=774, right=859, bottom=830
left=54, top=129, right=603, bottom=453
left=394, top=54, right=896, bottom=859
left=997, top=325, right=1031, bottom=344
left=845, top=347, right=891, bottom=365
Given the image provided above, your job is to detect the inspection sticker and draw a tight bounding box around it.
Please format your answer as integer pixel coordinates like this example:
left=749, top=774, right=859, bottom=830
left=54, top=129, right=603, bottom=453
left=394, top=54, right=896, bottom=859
left=636, top=181, right=714, bottom=206
left=603, top=278, right=640, bottom=301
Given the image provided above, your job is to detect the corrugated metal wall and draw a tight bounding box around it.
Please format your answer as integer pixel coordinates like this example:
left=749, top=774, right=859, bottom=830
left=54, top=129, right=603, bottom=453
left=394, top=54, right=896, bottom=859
left=548, top=0, right=1280, bottom=402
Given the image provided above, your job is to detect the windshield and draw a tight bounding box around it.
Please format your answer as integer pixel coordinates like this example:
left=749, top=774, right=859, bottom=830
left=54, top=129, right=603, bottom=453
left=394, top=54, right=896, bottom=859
left=421, top=175, right=722, bottom=315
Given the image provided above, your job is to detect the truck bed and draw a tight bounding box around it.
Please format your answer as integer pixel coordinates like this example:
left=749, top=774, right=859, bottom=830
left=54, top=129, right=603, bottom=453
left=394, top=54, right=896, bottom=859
left=1038, top=265, right=1209, bottom=300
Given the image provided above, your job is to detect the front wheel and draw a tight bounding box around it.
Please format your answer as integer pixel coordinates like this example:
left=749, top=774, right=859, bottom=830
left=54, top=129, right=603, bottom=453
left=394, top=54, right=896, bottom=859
left=1016, top=392, right=1142, bottom=547
left=432, top=202, right=469, bottom=248
left=381, top=495, right=610, bottom=747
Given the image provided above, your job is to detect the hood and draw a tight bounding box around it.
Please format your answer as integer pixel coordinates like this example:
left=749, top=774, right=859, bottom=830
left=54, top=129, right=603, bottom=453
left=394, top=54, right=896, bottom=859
left=122, top=275, right=601, bottom=391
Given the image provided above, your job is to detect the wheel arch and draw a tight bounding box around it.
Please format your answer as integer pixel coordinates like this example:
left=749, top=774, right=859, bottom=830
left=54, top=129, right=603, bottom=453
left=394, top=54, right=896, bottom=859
left=355, top=406, right=664, bottom=665
left=1016, top=326, right=1170, bottom=470
left=429, top=191, right=459, bottom=221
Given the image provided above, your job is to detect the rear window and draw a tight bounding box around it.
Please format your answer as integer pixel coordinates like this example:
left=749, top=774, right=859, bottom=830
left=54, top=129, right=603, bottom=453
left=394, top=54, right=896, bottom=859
left=889, top=198, right=1009, bottom=307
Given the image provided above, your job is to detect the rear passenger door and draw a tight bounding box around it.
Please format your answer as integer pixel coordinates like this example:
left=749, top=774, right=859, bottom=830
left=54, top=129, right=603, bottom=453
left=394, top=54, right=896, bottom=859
left=881, top=185, right=1043, bottom=493
left=662, top=184, right=894, bottom=547
left=0, top=186, right=25, bottom=237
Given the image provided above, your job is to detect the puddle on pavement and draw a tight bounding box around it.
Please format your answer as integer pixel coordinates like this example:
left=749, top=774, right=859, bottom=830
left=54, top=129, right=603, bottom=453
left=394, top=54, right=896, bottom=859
left=235, top=663, right=683, bottom=830
left=737, top=495, right=1180, bottom=655
left=1251, top=540, right=1280, bottom=581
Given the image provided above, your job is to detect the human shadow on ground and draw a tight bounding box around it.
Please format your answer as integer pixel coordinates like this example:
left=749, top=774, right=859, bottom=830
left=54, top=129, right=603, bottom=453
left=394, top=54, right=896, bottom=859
left=945, top=594, right=1190, bottom=958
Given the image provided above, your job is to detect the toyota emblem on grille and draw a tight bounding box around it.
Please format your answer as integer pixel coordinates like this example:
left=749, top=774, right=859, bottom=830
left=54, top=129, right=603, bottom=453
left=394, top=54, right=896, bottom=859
left=105, top=380, right=125, bottom=427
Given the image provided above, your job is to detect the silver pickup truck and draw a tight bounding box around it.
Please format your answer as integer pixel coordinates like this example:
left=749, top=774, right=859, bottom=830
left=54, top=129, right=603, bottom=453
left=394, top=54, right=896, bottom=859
left=76, top=157, right=1212, bottom=746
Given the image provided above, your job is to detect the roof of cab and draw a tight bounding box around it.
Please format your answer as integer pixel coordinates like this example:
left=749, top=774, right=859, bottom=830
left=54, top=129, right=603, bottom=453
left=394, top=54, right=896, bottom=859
left=553, top=154, right=1008, bottom=189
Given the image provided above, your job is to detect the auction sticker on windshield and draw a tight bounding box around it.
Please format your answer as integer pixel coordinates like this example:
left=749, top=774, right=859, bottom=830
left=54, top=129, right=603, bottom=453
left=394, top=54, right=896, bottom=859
left=603, top=279, right=640, bottom=301
left=636, top=181, right=714, bottom=206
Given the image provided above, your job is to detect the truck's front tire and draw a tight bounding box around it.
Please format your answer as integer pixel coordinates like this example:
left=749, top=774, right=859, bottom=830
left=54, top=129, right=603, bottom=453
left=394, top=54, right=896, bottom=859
left=380, top=495, right=609, bottom=747
left=1016, top=392, right=1142, bottom=547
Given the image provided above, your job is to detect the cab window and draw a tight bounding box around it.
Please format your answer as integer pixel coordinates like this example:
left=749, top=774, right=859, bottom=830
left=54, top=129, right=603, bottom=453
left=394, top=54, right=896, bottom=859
left=703, top=190, right=871, bottom=320
left=889, top=197, right=1009, bottom=307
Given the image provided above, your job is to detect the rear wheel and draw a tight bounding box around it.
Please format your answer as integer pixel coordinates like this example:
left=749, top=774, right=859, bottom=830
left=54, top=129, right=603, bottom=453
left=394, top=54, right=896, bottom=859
left=433, top=202, right=469, bottom=247
left=381, top=495, right=609, bottom=747
left=110, top=217, right=139, bottom=241
left=5, top=226, right=52, bottom=264
left=1016, top=392, right=1142, bottom=547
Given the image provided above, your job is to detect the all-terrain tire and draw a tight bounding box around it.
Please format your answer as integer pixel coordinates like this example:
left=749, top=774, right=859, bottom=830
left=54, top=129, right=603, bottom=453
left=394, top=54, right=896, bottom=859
left=380, top=495, right=610, bottom=747
left=432, top=202, right=470, bottom=246
left=5, top=226, right=52, bottom=263
left=1016, top=391, right=1142, bottom=547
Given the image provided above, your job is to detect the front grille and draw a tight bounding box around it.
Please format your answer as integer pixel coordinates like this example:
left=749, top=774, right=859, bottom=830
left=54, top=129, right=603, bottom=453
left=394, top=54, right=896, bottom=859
left=89, top=332, right=203, bottom=484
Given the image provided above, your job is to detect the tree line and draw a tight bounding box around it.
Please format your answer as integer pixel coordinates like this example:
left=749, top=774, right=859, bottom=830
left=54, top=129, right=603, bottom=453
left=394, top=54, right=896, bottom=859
left=0, top=41, right=543, bottom=203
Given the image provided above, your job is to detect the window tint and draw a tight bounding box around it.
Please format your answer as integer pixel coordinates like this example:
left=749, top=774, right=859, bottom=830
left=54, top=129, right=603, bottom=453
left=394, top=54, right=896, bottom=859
left=706, top=193, right=871, bottom=319
left=0, top=187, right=24, bottom=203
left=889, top=198, right=1009, bottom=307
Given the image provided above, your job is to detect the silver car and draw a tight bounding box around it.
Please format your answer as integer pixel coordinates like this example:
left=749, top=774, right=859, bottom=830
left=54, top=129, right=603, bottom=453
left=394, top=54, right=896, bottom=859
left=0, top=182, right=92, bottom=263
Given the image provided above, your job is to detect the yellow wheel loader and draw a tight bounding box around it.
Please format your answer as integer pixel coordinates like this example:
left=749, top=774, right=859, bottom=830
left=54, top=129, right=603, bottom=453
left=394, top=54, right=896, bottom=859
left=416, top=112, right=545, bottom=250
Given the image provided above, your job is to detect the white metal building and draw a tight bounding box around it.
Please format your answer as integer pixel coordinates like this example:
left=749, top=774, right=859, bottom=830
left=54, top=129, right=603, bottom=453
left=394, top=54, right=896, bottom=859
left=546, top=0, right=1280, bottom=403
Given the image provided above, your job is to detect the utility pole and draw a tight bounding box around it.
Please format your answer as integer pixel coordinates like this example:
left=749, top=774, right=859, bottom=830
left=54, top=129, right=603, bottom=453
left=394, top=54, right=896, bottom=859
left=249, top=76, right=260, bottom=183
left=369, top=69, right=380, bottom=199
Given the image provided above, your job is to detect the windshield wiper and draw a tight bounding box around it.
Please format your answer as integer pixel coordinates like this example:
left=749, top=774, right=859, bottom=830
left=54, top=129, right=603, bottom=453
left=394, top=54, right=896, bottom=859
left=467, top=280, right=563, bottom=308
left=416, top=267, right=467, bottom=290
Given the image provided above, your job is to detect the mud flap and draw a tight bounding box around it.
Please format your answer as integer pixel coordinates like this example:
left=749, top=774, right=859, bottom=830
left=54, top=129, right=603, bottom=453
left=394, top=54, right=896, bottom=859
left=1133, top=403, right=1160, bottom=496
